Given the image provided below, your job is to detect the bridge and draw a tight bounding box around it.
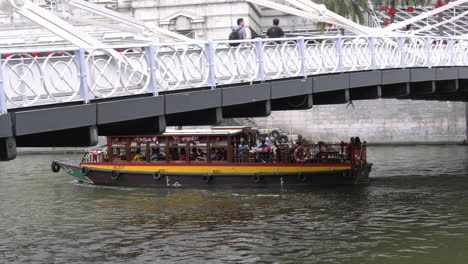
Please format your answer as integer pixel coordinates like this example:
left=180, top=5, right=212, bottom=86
left=1, top=35, right=468, bottom=160
left=3, top=0, right=468, bottom=160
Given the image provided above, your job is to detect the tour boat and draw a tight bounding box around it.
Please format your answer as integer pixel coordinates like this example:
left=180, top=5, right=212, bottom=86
left=52, top=127, right=372, bottom=188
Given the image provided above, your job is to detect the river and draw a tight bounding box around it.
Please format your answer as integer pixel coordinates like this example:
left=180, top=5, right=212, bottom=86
left=1, top=145, right=468, bottom=263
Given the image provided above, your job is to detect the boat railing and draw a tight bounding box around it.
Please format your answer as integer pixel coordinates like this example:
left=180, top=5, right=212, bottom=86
left=82, top=148, right=108, bottom=163
left=87, top=139, right=367, bottom=166
left=232, top=143, right=359, bottom=165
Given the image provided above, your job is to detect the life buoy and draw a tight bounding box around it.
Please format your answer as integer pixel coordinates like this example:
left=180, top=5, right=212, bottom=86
left=202, top=174, right=212, bottom=184
left=111, top=170, right=120, bottom=180
left=81, top=166, right=90, bottom=176
left=279, top=135, right=289, bottom=143
left=153, top=170, right=163, bottom=180
left=252, top=174, right=262, bottom=183
left=294, top=146, right=310, bottom=163
left=51, top=162, right=60, bottom=173
left=271, top=130, right=281, bottom=140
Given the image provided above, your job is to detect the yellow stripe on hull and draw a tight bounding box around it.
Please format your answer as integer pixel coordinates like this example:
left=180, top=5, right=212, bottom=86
left=82, top=164, right=351, bottom=174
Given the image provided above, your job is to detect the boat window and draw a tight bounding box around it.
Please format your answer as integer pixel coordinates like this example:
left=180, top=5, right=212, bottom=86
left=210, top=136, right=227, bottom=146
left=130, top=142, right=147, bottom=161
left=189, top=137, right=207, bottom=161
left=148, top=138, right=167, bottom=161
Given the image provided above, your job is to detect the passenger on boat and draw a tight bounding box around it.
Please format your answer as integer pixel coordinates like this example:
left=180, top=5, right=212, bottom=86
left=355, top=137, right=362, bottom=147
left=346, top=137, right=355, bottom=159
left=197, top=149, right=207, bottom=161
left=265, top=134, right=276, bottom=148
left=179, top=148, right=187, bottom=160
left=238, top=140, right=248, bottom=158
left=190, top=148, right=198, bottom=160
left=210, top=148, right=217, bottom=160
left=150, top=148, right=164, bottom=161
left=216, top=149, right=226, bottom=160
left=171, top=148, right=179, bottom=160
left=133, top=149, right=145, bottom=161
left=257, top=140, right=271, bottom=161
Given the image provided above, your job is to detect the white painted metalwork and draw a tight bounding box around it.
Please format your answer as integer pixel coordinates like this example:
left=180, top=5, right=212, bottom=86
left=0, top=35, right=465, bottom=114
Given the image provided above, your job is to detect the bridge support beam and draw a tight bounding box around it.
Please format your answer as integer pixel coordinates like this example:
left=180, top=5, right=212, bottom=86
left=97, top=96, right=166, bottom=136
left=271, top=95, right=313, bottom=111
left=314, top=90, right=349, bottom=105
left=410, top=81, right=436, bottom=95
left=99, top=116, right=166, bottom=136
left=166, top=108, right=222, bottom=126
left=222, top=100, right=271, bottom=118
left=349, top=86, right=381, bottom=101
left=16, top=125, right=98, bottom=147
left=382, top=83, right=410, bottom=98
left=436, top=80, right=458, bottom=93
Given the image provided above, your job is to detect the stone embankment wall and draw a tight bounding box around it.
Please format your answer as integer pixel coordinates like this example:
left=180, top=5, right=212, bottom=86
left=253, top=99, right=467, bottom=144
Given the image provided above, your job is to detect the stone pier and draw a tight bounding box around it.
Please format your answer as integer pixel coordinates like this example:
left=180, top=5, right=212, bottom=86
left=252, top=99, right=467, bottom=144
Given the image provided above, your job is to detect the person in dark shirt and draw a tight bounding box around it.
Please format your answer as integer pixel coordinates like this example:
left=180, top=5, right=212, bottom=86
left=266, top=18, right=285, bottom=39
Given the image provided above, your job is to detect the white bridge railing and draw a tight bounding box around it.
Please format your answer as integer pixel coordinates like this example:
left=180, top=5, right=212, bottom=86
left=0, top=35, right=467, bottom=114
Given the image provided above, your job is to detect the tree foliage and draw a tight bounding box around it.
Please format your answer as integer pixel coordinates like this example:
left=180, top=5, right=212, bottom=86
left=315, top=0, right=369, bottom=24
left=314, top=0, right=369, bottom=32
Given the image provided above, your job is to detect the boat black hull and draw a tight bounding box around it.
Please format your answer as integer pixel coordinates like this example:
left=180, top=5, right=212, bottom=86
left=54, top=160, right=372, bottom=188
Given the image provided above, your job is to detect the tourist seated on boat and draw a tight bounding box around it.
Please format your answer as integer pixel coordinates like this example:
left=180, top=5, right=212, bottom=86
left=150, top=148, right=164, bottom=161
left=210, top=148, right=217, bottom=160
left=215, top=149, right=226, bottom=160
left=190, top=148, right=198, bottom=160
left=179, top=148, right=187, bottom=161
left=197, top=149, right=207, bottom=161
left=133, top=149, right=145, bottom=161
left=171, top=148, right=179, bottom=160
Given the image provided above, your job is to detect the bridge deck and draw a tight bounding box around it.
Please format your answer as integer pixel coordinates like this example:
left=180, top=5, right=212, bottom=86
left=1, top=35, right=468, bottom=160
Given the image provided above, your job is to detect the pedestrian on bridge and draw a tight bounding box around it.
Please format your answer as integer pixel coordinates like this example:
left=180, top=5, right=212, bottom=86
left=229, top=18, right=248, bottom=41
left=266, top=18, right=285, bottom=39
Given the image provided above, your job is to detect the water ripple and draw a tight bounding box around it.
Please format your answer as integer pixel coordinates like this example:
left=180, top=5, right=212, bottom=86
left=1, top=147, right=468, bottom=263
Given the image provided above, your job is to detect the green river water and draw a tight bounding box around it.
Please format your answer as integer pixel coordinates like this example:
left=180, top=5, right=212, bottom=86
left=1, top=145, right=468, bottom=263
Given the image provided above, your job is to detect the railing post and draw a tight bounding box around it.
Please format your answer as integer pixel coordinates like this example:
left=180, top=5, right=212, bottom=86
left=76, top=47, right=89, bottom=103
left=368, top=36, right=376, bottom=70
left=398, top=37, right=406, bottom=68
left=0, top=56, right=6, bottom=115
left=254, top=38, right=265, bottom=81
left=298, top=36, right=307, bottom=78
left=425, top=37, right=432, bottom=68
left=146, top=44, right=159, bottom=96
left=336, top=37, right=343, bottom=72
left=205, top=40, right=216, bottom=89
left=448, top=38, right=455, bottom=66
